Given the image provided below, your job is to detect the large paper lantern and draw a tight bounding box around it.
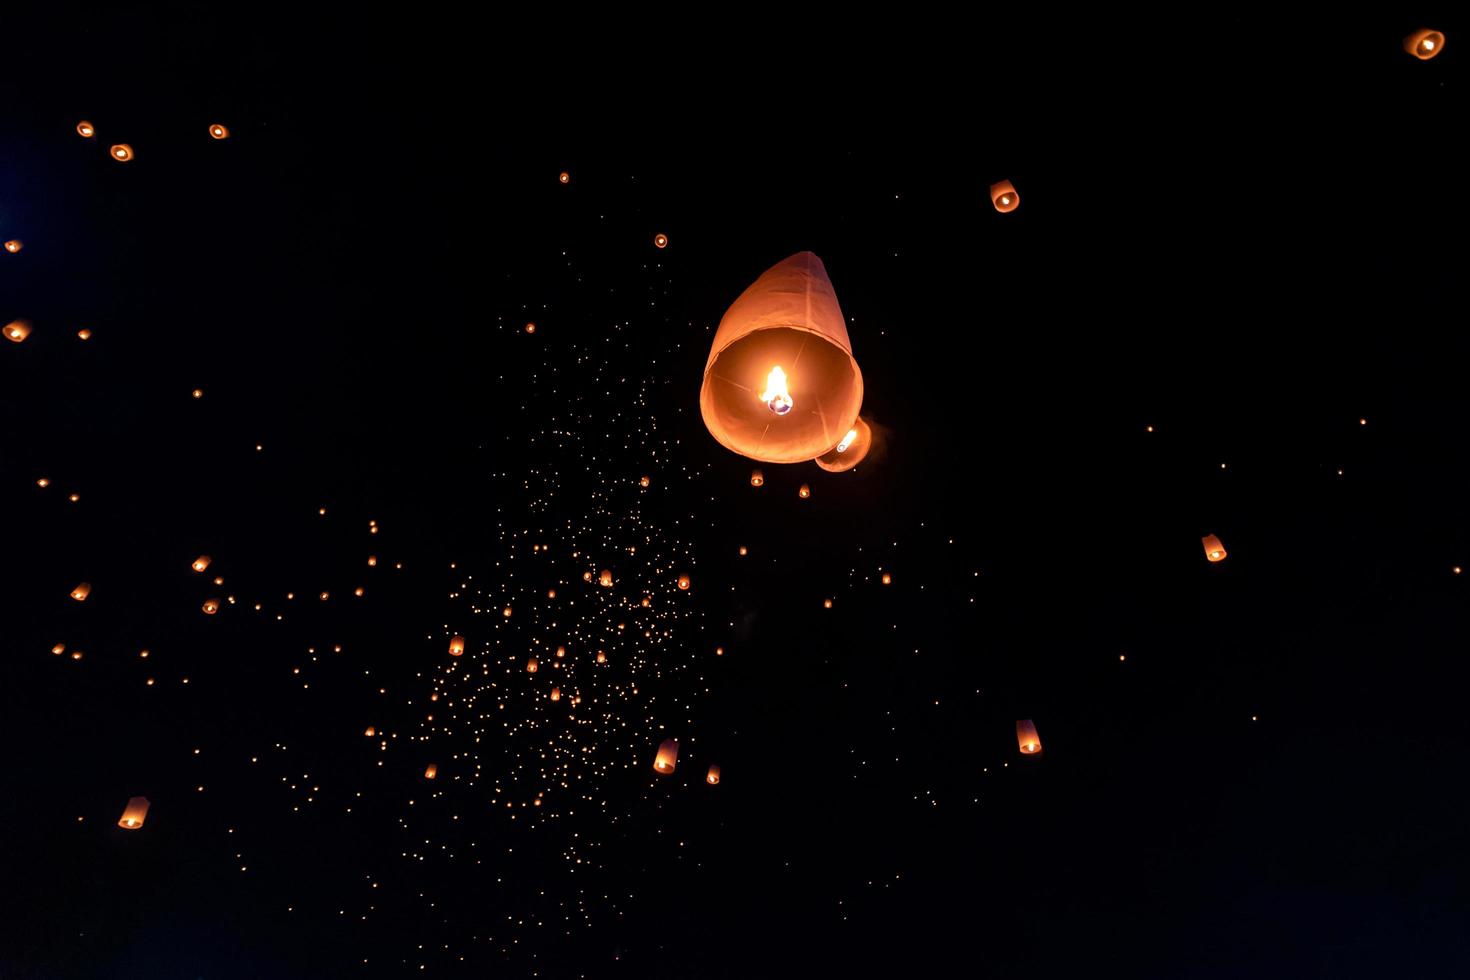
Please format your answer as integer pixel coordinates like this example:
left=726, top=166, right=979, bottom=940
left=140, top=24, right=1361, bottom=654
left=815, top=417, right=873, bottom=472
left=1404, top=29, right=1445, bottom=60
left=700, top=252, right=863, bottom=463
left=1017, top=719, right=1042, bottom=755
left=990, top=180, right=1019, bottom=213
left=653, top=739, right=678, bottom=774
left=118, top=796, right=150, bottom=829
left=1201, top=534, right=1226, bottom=562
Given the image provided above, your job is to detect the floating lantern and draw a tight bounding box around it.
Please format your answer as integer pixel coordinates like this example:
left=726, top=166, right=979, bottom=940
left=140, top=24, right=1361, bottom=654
left=599, top=570, right=613, bottom=588
left=424, top=764, right=437, bottom=780
left=4, top=240, right=20, bottom=253
left=527, top=657, right=538, bottom=673
left=1017, top=720, right=1042, bottom=754
left=77, top=120, right=95, bottom=138
left=547, top=588, right=556, bottom=598
left=525, top=322, right=536, bottom=334
left=1202, top=534, right=1227, bottom=562
left=71, top=583, right=91, bottom=602
left=550, top=687, right=561, bottom=702
left=881, top=572, right=892, bottom=585
left=798, top=484, right=811, bottom=499
left=815, top=417, right=874, bottom=473
left=5, top=320, right=32, bottom=343
left=449, top=635, right=465, bottom=657
left=118, top=797, right=150, bottom=829
left=824, top=598, right=833, bottom=608
left=367, top=555, right=377, bottom=566
left=52, top=643, right=66, bottom=656
left=750, top=469, right=764, bottom=487
left=677, top=574, right=691, bottom=591
left=77, top=329, right=92, bottom=340
left=706, top=765, right=721, bottom=785
left=209, top=123, right=230, bottom=139
left=990, top=180, right=1019, bottom=213
left=110, top=143, right=134, bottom=162
left=654, top=233, right=668, bottom=248
left=37, top=478, right=50, bottom=488
left=640, top=596, right=651, bottom=607
left=701, top=252, right=863, bottom=463
left=192, top=555, right=211, bottom=573
left=653, top=739, right=678, bottom=774
left=1404, top=29, right=1445, bottom=60
left=556, top=645, right=566, bottom=658
left=71, top=651, right=84, bottom=661
left=503, top=606, right=512, bottom=617
left=365, top=726, right=376, bottom=737
left=640, top=475, right=651, bottom=487
left=738, top=546, right=748, bottom=556
left=596, top=650, right=607, bottom=664
left=559, top=172, right=570, bottom=184
left=202, top=599, right=219, bottom=615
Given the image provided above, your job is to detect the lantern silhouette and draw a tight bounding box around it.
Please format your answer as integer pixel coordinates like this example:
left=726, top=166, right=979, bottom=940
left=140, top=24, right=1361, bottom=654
left=3, top=240, right=20, bottom=253
left=653, top=739, right=678, bottom=774
left=990, top=180, right=1019, bottom=212
left=654, top=233, right=668, bottom=248
left=815, top=417, right=873, bottom=472
left=71, top=582, right=91, bottom=601
left=599, top=570, right=613, bottom=587
left=110, top=143, right=134, bottom=161
left=1017, top=719, right=1042, bottom=755
left=424, top=764, right=437, bottom=780
left=750, top=469, right=764, bottom=487
left=202, top=599, right=220, bottom=615
left=209, top=123, right=230, bottom=139
left=118, top=796, right=150, bottom=829
left=1202, top=534, right=1226, bottom=562
left=677, top=574, right=691, bottom=591
left=527, top=657, right=538, bottom=673
left=706, top=765, right=720, bottom=785
left=77, top=120, right=95, bottom=138
left=1404, top=29, right=1445, bottom=60
left=700, top=252, right=863, bottom=463
left=449, top=635, right=465, bottom=657
left=5, top=320, right=32, bottom=343
left=192, top=555, right=211, bottom=573
left=550, top=687, right=561, bottom=702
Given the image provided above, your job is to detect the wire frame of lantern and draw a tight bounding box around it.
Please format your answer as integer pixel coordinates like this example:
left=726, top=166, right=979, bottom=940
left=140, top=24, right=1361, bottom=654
left=706, top=765, right=721, bottom=785
left=118, top=796, right=150, bottom=829
left=701, top=252, right=864, bottom=463
left=424, top=764, right=437, bottom=780
left=1017, top=719, right=1042, bottom=755
left=1201, top=534, right=1227, bottom=562
left=653, top=739, right=678, bottom=774
left=110, top=143, right=134, bottom=162
left=5, top=320, right=32, bottom=342
left=71, top=582, right=91, bottom=601
left=449, top=635, right=465, bottom=657
left=209, top=123, right=230, bottom=139
left=990, top=180, right=1019, bottom=213
left=77, top=120, right=95, bottom=138
left=191, top=555, right=211, bottom=573
left=1404, top=29, right=1445, bottom=60
left=814, top=417, right=874, bottom=473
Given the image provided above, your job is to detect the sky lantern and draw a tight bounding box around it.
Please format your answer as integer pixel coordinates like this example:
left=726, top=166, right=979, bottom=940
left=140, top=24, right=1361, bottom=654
left=77, top=120, right=95, bottom=138
left=191, top=555, right=211, bottom=573
left=815, top=417, right=874, bottom=472
left=77, top=329, right=93, bottom=340
left=118, top=797, right=150, bottom=829
left=503, top=606, right=513, bottom=617
left=599, top=570, right=613, bottom=587
left=1202, top=534, right=1227, bottom=562
left=365, top=726, right=376, bottom=737
left=595, top=650, right=607, bottom=664
left=881, top=572, right=892, bottom=585
left=706, top=765, right=720, bottom=785
left=424, top=764, right=437, bottom=780
left=654, top=233, right=668, bottom=248
left=449, top=635, right=465, bottom=657
left=653, top=739, right=678, bottom=774
left=555, top=645, right=566, bottom=658
left=798, top=484, right=811, bottom=499
left=701, top=252, right=864, bottom=463
left=527, top=657, right=538, bottom=673
left=71, top=582, right=91, bottom=601
left=5, top=320, right=32, bottom=343
left=990, top=180, right=1019, bottom=212
left=750, top=469, right=764, bottom=487
left=550, top=687, right=561, bottom=702
left=559, top=171, right=570, bottom=184
left=640, top=475, right=651, bottom=487
left=110, top=143, right=134, bottom=162
left=209, top=123, right=230, bottom=139
left=677, top=574, right=691, bottom=591
left=52, top=643, right=66, bottom=656
left=1404, top=29, right=1445, bottom=60
left=1017, top=720, right=1042, bottom=755
left=824, top=598, right=833, bottom=608
left=4, top=240, right=20, bottom=253
left=524, top=322, right=536, bottom=334
left=202, top=599, right=220, bottom=614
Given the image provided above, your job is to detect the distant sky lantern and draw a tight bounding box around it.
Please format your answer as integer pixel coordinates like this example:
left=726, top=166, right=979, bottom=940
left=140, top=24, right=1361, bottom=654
left=824, top=598, right=833, bottom=608
left=1017, top=720, right=1042, bottom=755
left=424, top=764, right=437, bottom=779
left=559, top=171, right=570, bottom=184
left=71, top=582, right=91, bottom=601
left=738, top=546, right=748, bottom=556
left=640, top=475, right=650, bottom=487
left=595, top=650, right=607, bottom=663
left=52, top=643, right=66, bottom=656
left=677, top=574, right=691, bottom=591
left=527, top=657, right=538, bottom=673
left=209, top=123, right=230, bottom=139
left=750, top=469, right=764, bottom=487
left=599, top=570, right=613, bottom=587
left=550, top=687, right=561, bottom=702
left=4, top=240, right=20, bottom=253
left=503, top=606, right=513, bottom=617
left=1404, top=29, right=1445, bottom=60
left=118, top=797, right=150, bottom=829
left=653, top=739, right=678, bottom=774
left=815, top=417, right=874, bottom=473
left=798, top=484, right=811, bottom=499
left=1202, top=534, right=1227, bottom=562
left=110, top=143, right=134, bottom=162
left=77, top=120, right=95, bottom=137
left=881, top=572, right=892, bottom=585
left=368, top=555, right=377, bottom=566
left=202, top=599, right=220, bottom=615
left=192, top=555, right=211, bottom=573
left=525, top=322, right=536, bottom=334
left=701, top=252, right=863, bottom=463
left=556, top=645, right=566, bottom=658
left=365, top=726, right=376, bottom=737
left=449, top=635, right=465, bottom=657
left=582, top=571, right=593, bottom=582
left=706, top=765, right=720, bottom=785
left=654, top=233, right=668, bottom=248
left=77, top=329, right=93, bottom=340
left=990, top=180, right=1019, bottom=213
left=547, top=588, right=556, bottom=598
left=6, top=320, right=32, bottom=342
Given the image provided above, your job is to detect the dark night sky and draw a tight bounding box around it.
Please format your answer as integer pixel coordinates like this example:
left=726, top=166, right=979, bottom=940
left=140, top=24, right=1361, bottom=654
left=2, top=9, right=1467, bottom=978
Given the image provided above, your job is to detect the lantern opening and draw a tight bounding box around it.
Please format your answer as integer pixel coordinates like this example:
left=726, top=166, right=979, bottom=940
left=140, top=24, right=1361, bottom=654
left=760, top=365, right=794, bottom=415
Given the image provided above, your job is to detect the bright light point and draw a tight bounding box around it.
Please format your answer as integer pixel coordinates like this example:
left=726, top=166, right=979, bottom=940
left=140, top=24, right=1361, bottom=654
left=760, top=366, right=793, bottom=415
left=836, top=428, right=858, bottom=453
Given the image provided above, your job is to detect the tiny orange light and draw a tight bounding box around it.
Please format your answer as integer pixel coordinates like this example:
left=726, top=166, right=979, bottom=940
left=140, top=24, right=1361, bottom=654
left=202, top=599, right=220, bottom=614
left=209, top=123, right=230, bottom=139
left=71, top=583, right=91, bottom=602
left=823, top=598, right=833, bottom=609
left=527, top=657, right=538, bottom=673
left=596, top=650, right=606, bottom=663
left=525, top=322, right=536, bottom=334
left=640, top=475, right=650, bottom=487
left=559, top=172, right=570, bottom=184
left=706, top=765, right=720, bottom=785
left=550, top=687, right=561, bottom=702
left=52, top=643, right=66, bottom=656
left=881, top=573, right=892, bottom=585
left=192, top=555, right=211, bottom=573
left=71, top=650, right=84, bottom=661
left=750, top=469, right=764, bottom=487
left=77, top=329, right=93, bottom=340
left=677, top=574, right=691, bottom=591
left=798, top=484, right=811, bottom=499
left=110, top=143, right=134, bottom=162
left=654, top=233, right=668, bottom=248
left=77, top=121, right=95, bottom=138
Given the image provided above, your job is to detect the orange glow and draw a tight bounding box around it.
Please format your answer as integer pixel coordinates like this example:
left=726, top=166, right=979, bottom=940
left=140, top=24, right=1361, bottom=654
left=881, top=573, right=892, bottom=585
left=559, top=172, right=570, bottom=184
left=527, top=657, right=538, bottom=673
left=824, top=598, right=833, bottom=609
left=77, top=120, right=95, bottom=138
left=5, top=320, right=32, bottom=343
left=503, top=606, right=512, bottom=617
left=550, top=687, right=561, bottom=702
left=110, top=143, right=134, bottom=162
left=653, top=739, right=678, bottom=774
left=654, top=233, right=668, bottom=248
left=547, top=588, right=556, bottom=598
left=71, top=583, right=91, bottom=602
left=640, top=475, right=651, bottom=487
left=52, top=643, right=66, bottom=656
left=118, top=796, right=150, bottom=830
left=449, top=635, right=465, bottom=657
left=192, top=389, right=203, bottom=399
left=71, top=650, right=84, bottom=661
left=640, top=596, right=651, bottom=607
left=677, top=574, right=691, bottom=591
left=209, top=123, right=230, bottom=139
left=1017, top=719, right=1042, bottom=755
left=1202, top=534, right=1227, bottom=562
left=77, top=329, right=93, bottom=340
left=1404, top=29, right=1445, bottom=60
left=365, top=726, right=376, bottom=737
left=192, top=555, right=211, bottom=573
left=599, top=570, right=613, bottom=588
left=706, top=765, right=721, bottom=785
left=990, top=179, right=1019, bottom=212
left=556, top=645, right=566, bottom=658
left=738, top=546, right=748, bottom=556
left=759, top=365, right=794, bottom=416
left=368, top=555, right=377, bottom=566
left=798, top=484, right=811, bottom=499
left=751, top=469, right=764, bottom=487
left=595, top=650, right=607, bottom=664
left=525, top=322, right=536, bottom=334
left=3, top=240, right=20, bottom=253
left=424, top=764, right=437, bottom=780
left=202, top=599, right=220, bottom=615
left=815, top=416, right=874, bottom=473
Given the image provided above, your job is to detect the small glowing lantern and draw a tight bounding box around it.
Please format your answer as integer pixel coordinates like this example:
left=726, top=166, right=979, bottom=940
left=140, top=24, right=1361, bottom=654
left=653, top=739, right=678, bottom=774
left=209, top=123, right=230, bottom=139
left=559, top=172, right=570, bottom=184
left=654, top=233, right=668, bottom=248
left=1404, top=29, right=1445, bottom=60
left=596, top=650, right=607, bottom=664
left=550, top=687, right=561, bottom=702
left=202, top=599, right=219, bottom=615
left=1202, top=534, right=1227, bottom=562
left=110, top=143, right=134, bottom=162
left=367, top=555, right=377, bottom=566
left=750, top=469, right=764, bottom=487
left=77, top=120, right=95, bottom=138
left=798, top=484, right=811, bottom=499
left=192, top=555, right=211, bottom=573
left=815, top=417, right=874, bottom=473
left=5, top=320, right=32, bottom=343
left=71, top=582, right=91, bottom=602
left=527, top=657, right=538, bottom=673
left=701, top=252, right=863, bottom=463
left=365, top=726, right=376, bottom=737
left=640, top=596, right=651, bottom=607
left=525, top=322, right=536, bottom=334
left=3, top=240, right=20, bottom=253
left=52, top=643, right=66, bottom=656
left=1017, top=719, right=1042, bottom=755
left=583, top=571, right=593, bottom=582
left=118, top=797, right=150, bottom=829
left=599, top=570, right=613, bottom=588
left=824, top=598, right=833, bottom=609
left=677, top=574, right=691, bottom=591
left=449, top=635, right=465, bottom=657
left=640, top=475, right=651, bottom=487
left=424, top=764, right=437, bottom=780
left=738, top=546, right=748, bottom=556
left=503, top=606, right=512, bottom=617
left=547, top=588, right=556, bottom=598
left=706, top=765, right=721, bottom=785
left=881, top=572, right=892, bottom=585
left=990, top=180, right=1019, bottom=213
left=77, top=329, right=93, bottom=340
left=556, top=645, right=566, bottom=658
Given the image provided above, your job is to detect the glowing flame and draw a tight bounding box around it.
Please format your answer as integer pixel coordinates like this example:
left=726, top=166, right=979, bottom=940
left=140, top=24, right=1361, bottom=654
left=836, top=427, right=858, bottom=453
left=760, top=366, right=793, bottom=415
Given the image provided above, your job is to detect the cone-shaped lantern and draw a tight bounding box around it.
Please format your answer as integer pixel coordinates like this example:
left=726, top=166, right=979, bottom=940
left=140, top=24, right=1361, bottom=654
left=653, top=739, right=678, bottom=774
left=1404, top=29, right=1445, bottom=60
left=1017, top=719, right=1041, bottom=755
left=1202, top=534, right=1226, bottom=562
left=118, top=796, right=150, bottom=829
left=701, top=252, right=863, bottom=463
left=815, top=417, right=874, bottom=473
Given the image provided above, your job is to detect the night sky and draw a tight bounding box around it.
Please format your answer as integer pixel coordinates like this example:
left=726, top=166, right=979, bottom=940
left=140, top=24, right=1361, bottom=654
left=3, top=10, right=1468, bottom=978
